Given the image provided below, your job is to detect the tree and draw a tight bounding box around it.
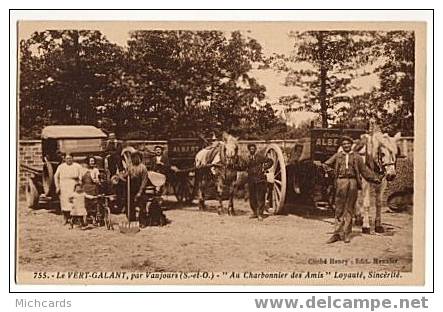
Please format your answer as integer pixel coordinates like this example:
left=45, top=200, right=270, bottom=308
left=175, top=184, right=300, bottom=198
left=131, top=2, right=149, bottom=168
left=19, top=30, right=125, bottom=138
left=271, top=31, right=377, bottom=128
left=330, top=31, right=415, bottom=135
left=375, top=31, right=415, bottom=135
left=19, top=29, right=281, bottom=140
left=126, top=30, right=268, bottom=138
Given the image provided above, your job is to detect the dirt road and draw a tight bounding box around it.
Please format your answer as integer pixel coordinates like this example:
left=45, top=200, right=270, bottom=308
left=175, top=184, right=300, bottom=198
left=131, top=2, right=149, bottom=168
left=17, top=198, right=412, bottom=274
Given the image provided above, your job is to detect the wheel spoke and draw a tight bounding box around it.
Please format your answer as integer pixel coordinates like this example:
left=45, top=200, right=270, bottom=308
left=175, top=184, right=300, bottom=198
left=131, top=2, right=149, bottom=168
left=274, top=192, right=280, bottom=203
left=274, top=185, right=282, bottom=201
left=264, top=144, right=287, bottom=213
left=273, top=190, right=278, bottom=208
left=268, top=149, right=276, bottom=161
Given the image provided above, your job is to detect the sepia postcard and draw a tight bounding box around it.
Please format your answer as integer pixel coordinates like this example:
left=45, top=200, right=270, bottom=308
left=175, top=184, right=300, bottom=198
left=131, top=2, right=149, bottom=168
left=15, top=19, right=427, bottom=285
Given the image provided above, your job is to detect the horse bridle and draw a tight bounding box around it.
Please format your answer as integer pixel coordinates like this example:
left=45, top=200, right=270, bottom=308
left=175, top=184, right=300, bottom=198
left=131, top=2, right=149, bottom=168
left=220, top=143, right=238, bottom=166
left=375, top=145, right=397, bottom=175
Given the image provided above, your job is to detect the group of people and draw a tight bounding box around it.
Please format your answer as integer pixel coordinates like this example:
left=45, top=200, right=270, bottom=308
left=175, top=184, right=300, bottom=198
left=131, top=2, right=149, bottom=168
left=53, top=154, right=101, bottom=228
left=53, top=133, right=172, bottom=229
left=240, top=135, right=384, bottom=244
left=53, top=132, right=384, bottom=242
left=105, top=134, right=171, bottom=223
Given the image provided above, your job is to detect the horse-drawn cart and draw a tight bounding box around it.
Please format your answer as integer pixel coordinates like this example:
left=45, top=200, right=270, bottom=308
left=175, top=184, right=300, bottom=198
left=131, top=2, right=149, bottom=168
left=22, top=125, right=108, bottom=209
left=263, top=127, right=413, bottom=214
left=167, top=138, right=205, bottom=203
left=263, top=128, right=366, bottom=214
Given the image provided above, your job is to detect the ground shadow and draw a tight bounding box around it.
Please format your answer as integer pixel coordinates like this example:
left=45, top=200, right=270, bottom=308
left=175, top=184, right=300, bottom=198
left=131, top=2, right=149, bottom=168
left=162, top=200, right=199, bottom=211
left=190, top=203, right=250, bottom=216
left=162, top=197, right=249, bottom=217
left=284, top=199, right=334, bottom=221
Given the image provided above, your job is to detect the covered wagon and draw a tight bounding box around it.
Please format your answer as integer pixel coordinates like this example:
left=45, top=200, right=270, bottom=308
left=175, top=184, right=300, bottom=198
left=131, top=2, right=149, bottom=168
left=22, top=125, right=107, bottom=209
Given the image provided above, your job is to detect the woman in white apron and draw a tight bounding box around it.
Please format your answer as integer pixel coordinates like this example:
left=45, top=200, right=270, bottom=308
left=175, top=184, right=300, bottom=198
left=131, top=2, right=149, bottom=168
left=54, top=153, right=83, bottom=224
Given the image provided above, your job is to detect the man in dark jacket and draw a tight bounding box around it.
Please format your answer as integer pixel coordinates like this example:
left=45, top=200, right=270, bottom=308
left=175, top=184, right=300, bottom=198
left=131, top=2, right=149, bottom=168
left=239, top=144, right=274, bottom=221
left=323, top=136, right=381, bottom=244
left=147, top=145, right=170, bottom=175
left=104, top=133, right=124, bottom=176
left=127, top=151, right=149, bottom=222
left=104, top=133, right=126, bottom=212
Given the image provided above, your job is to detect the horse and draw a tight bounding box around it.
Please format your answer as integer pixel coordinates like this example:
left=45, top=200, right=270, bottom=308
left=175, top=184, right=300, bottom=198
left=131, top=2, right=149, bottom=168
left=194, top=132, right=239, bottom=215
left=354, top=131, right=401, bottom=233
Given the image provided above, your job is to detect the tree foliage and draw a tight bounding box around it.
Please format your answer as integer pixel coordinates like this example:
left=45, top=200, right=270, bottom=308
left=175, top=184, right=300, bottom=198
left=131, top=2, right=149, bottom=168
left=270, top=30, right=415, bottom=134
left=124, top=30, right=269, bottom=138
left=19, top=29, right=415, bottom=139
left=375, top=31, right=415, bottom=135
left=19, top=30, right=283, bottom=139
left=333, top=31, right=415, bottom=135
left=270, top=31, right=376, bottom=128
left=19, top=30, right=125, bottom=138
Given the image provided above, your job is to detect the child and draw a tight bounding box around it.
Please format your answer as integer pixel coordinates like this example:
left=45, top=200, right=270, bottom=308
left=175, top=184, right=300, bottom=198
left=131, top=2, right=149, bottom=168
left=69, top=183, right=96, bottom=229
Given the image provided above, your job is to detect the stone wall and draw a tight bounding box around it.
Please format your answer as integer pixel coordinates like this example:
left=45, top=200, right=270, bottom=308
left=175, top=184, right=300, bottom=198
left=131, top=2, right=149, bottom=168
left=18, top=140, right=43, bottom=187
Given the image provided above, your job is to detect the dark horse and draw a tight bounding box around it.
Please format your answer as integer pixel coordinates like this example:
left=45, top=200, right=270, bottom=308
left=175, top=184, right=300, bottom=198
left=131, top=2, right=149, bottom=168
left=194, top=133, right=239, bottom=215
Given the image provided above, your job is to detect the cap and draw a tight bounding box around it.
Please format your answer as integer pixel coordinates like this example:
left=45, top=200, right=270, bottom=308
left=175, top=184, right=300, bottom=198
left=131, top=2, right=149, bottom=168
left=340, top=136, right=353, bottom=144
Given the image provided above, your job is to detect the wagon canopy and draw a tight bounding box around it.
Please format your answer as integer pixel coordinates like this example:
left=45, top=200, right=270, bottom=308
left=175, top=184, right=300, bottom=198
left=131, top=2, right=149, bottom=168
left=41, top=125, right=107, bottom=139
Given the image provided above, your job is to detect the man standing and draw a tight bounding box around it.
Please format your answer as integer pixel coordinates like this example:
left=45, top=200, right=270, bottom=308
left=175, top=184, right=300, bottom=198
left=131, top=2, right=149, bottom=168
left=104, top=133, right=123, bottom=176
left=148, top=145, right=170, bottom=175
left=127, top=151, right=149, bottom=222
left=241, top=144, right=273, bottom=221
left=104, top=133, right=125, bottom=211
left=323, top=136, right=381, bottom=244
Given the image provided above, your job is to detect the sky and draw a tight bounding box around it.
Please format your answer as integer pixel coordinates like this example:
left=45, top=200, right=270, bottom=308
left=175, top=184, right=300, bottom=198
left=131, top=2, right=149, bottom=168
left=18, top=21, right=295, bottom=55
left=19, top=21, right=380, bottom=126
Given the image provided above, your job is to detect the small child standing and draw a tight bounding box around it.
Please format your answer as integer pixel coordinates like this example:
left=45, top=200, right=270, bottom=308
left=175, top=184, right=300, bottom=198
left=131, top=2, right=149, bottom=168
left=69, top=184, right=95, bottom=229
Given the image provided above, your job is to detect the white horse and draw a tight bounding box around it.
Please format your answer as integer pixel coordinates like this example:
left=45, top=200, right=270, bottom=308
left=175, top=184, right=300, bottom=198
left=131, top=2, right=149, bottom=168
left=355, top=131, right=401, bottom=234
left=194, top=132, right=240, bottom=215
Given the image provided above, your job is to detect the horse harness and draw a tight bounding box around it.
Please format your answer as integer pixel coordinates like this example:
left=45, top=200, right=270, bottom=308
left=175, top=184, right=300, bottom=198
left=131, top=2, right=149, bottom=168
left=363, top=134, right=397, bottom=177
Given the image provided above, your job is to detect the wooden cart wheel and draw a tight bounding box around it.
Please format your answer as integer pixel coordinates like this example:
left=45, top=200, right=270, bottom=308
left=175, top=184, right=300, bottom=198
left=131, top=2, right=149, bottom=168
left=265, top=144, right=287, bottom=214
left=173, top=171, right=195, bottom=204
left=25, top=177, right=39, bottom=209
left=387, top=191, right=413, bottom=213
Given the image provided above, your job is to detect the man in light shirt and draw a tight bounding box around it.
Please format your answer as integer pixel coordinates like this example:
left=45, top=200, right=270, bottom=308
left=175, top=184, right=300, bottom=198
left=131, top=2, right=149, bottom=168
left=323, top=136, right=381, bottom=244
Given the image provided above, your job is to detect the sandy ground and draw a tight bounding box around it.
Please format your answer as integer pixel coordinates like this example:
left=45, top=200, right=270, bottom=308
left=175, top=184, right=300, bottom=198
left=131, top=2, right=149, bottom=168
left=17, top=197, right=412, bottom=273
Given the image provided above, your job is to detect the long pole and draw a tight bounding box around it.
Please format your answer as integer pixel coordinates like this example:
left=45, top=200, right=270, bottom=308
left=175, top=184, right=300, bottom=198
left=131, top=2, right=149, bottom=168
left=127, top=168, right=131, bottom=228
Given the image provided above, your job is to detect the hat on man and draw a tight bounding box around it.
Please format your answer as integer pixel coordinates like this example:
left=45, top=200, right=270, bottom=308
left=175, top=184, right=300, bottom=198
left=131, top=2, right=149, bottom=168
left=247, top=143, right=257, bottom=150
left=154, top=145, right=164, bottom=151
left=340, top=135, right=353, bottom=145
